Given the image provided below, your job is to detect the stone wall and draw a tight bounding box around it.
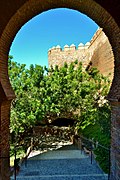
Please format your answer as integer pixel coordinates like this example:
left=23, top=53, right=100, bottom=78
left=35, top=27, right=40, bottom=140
left=33, top=126, right=73, bottom=151
left=48, top=28, right=114, bottom=80
left=89, top=28, right=114, bottom=80
left=48, top=43, right=90, bottom=69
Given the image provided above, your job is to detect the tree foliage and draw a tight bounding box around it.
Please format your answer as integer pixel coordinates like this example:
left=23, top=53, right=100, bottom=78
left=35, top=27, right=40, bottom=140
left=9, top=56, right=111, bottom=148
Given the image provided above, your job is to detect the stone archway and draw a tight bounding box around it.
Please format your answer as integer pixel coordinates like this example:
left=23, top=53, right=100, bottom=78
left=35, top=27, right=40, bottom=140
left=0, top=1, right=120, bottom=179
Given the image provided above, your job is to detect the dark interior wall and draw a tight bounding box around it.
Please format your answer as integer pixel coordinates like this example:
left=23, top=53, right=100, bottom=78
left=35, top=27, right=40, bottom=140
left=0, top=0, right=119, bottom=36
left=0, top=0, right=26, bottom=33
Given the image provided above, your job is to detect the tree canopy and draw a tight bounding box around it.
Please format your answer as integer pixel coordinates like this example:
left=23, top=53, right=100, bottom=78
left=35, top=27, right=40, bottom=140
left=9, top=56, right=110, bottom=144
left=9, top=56, right=111, bottom=172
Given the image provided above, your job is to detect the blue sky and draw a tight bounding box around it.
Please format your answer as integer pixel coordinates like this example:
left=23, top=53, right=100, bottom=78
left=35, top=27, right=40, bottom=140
left=9, top=8, right=99, bottom=68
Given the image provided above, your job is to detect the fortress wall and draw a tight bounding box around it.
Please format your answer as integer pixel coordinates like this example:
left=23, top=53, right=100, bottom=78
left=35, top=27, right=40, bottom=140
left=48, top=44, right=90, bottom=69
left=89, top=28, right=114, bottom=80
left=48, top=28, right=114, bottom=80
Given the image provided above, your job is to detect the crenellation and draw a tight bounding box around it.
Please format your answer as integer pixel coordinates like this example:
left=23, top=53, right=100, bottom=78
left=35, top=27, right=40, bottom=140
left=48, top=28, right=114, bottom=80
left=64, top=44, right=69, bottom=51
left=56, top=45, right=62, bottom=52
left=49, top=42, right=90, bottom=53
left=70, top=44, right=76, bottom=51
left=84, top=42, right=90, bottom=49
left=78, top=43, right=84, bottom=49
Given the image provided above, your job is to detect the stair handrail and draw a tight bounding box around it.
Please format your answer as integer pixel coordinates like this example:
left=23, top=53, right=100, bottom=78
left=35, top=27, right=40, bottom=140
left=74, top=134, right=110, bottom=180
left=79, top=135, right=110, bottom=151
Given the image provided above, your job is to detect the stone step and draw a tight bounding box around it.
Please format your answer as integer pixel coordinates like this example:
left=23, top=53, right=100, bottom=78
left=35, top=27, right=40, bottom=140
left=11, top=146, right=108, bottom=180
left=28, top=149, right=87, bottom=160
left=11, top=174, right=108, bottom=180
left=19, top=159, right=103, bottom=175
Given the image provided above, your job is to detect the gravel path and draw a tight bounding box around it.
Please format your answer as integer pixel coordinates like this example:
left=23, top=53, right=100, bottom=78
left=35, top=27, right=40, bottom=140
left=11, top=143, right=108, bottom=180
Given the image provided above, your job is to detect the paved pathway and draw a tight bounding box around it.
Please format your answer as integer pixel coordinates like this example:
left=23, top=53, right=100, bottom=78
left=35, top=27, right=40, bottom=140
left=11, top=143, right=108, bottom=180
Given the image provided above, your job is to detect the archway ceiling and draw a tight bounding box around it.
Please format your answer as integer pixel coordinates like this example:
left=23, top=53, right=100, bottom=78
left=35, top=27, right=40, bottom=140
left=0, top=0, right=119, bottom=35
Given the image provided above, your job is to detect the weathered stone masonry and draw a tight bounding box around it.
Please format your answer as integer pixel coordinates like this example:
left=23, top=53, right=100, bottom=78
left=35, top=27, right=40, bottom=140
left=48, top=28, right=114, bottom=80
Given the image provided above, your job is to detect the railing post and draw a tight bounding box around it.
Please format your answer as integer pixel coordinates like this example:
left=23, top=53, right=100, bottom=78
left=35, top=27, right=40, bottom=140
left=91, top=150, right=93, bottom=164
left=79, top=136, right=82, bottom=154
left=108, top=148, right=111, bottom=180
left=14, top=146, right=16, bottom=180
left=25, top=156, right=27, bottom=167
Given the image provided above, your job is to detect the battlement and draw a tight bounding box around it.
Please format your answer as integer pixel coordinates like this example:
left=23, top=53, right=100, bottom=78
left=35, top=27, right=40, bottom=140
left=48, top=28, right=114, bottom=80
left=48, top=28, right=103, bottom=55
left=48, top=42, right=91, bottom=54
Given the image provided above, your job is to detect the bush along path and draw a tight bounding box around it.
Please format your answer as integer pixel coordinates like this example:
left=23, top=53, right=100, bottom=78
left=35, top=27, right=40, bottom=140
left=11, top=143, right=108, bottom=180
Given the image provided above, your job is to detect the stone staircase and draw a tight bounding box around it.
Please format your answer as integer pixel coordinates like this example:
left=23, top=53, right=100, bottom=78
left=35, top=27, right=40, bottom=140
left=11, top=144, right=108, bottom=180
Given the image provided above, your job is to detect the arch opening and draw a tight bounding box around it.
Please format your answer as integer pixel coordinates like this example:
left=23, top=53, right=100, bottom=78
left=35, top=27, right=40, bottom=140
left=0, top=1, right=120, bottom=180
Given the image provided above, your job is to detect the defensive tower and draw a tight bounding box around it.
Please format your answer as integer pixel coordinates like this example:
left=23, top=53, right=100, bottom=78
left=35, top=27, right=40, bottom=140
left=48, top=28, right=114, bottom=80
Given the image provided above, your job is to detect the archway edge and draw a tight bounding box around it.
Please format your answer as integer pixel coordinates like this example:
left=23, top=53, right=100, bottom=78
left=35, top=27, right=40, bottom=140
left=0, top=0, right=120, bottom=100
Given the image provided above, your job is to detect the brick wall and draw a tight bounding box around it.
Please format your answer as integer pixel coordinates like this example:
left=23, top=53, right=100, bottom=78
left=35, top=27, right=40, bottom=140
left=110, top=102, right=120, bottom=180
left=0, top=1, right=120, bottom=180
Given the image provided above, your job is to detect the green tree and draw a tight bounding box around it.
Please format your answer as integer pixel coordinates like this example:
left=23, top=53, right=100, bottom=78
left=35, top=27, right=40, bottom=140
left=9, top=57, right=47, bottom=144
left=9, top=56, right=110, bottom=157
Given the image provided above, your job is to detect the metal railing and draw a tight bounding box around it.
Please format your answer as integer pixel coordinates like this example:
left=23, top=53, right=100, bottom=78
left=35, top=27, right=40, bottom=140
left=8, top=145, right=20, bottom=180
left=11, top=137, right=33, bottom=180
left=9, top=135, right=110, bottom=180
left=74, top=135, right=110, bottom=180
